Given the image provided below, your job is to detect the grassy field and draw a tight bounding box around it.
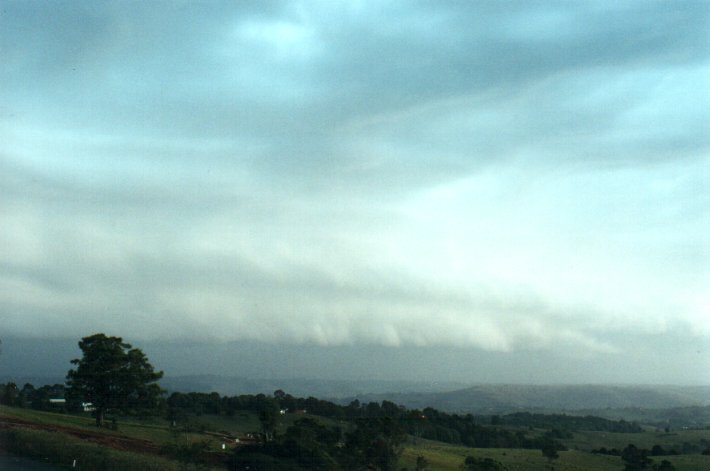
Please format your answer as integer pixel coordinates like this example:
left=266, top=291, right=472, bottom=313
left=401, top=431, right=710, bottom=471
left=0, top=405, right=216, bottom=450
left=402, top=440, right=621, bottom=471
left=1, top=428, right=210, bottom=471
left=0, top=404, right=344, bottom=467
left=402, top=442, right=710, bottom=471
left=0, top=405, right=96, bottom=428
left=0, top=404, right=233, bottom=469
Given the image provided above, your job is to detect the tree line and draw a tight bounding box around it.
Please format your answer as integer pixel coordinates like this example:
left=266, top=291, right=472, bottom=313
left=0, top=382, right=71, bottom=411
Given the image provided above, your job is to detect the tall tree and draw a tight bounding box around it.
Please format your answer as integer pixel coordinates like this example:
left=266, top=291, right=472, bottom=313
left=257, top=396, right=279, bottom=442
left=66, top=333, right=163, bottom=426
left=1, top=382, right=18, bottom=406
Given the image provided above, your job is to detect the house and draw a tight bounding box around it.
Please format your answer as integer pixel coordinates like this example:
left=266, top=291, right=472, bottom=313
left=48, top=398, right=66, bottom=410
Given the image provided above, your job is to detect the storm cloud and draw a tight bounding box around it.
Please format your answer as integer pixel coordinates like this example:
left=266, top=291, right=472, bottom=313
left=1, top=1, right=708, bottom=381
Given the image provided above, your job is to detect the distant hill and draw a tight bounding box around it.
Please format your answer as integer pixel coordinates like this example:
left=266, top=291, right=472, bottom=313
left=157, top=378, right=710, bottom=414
left=340, top=384, right=710, bottom=413
left=5, top=372, right=709, bottom=415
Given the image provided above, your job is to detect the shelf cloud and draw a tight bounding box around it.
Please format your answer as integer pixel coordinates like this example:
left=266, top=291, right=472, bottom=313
left=1, top=1, right=708, bottom=381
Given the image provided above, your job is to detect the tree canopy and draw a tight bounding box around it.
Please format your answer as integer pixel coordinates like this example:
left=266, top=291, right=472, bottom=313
left=66, top=333, right=163, bottom=426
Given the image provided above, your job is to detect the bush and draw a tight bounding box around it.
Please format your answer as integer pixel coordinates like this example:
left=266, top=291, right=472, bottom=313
left=461, top=455, right=508, bottom=471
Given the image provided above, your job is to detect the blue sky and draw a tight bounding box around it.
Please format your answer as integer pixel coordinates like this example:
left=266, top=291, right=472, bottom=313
left=1, top=1, right=708, bottom=382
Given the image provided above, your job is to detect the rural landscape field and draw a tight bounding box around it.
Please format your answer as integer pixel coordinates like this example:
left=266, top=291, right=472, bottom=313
left=2, top=0, right=708, bottom=469
left=2, top=380, right=710, bottom=470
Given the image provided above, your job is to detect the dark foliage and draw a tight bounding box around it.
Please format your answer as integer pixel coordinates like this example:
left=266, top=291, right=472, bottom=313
left=540, top=437, right=560, bottom=461
left=656, top=460, right=676, bottom=471
left=66, top=333, right=164, bottom=426
left=460, top=455, right=508, bottom=470
left=621, top=444, right=654, bottom=470
left=499, top=412, right=642, bottom=433
left=231, top=415, right=405, bottom=471
left=415, top=454, right=429, bottom=470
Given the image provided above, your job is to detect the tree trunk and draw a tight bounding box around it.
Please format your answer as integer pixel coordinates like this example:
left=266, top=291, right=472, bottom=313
left=95, top=408, right=104, bottom=427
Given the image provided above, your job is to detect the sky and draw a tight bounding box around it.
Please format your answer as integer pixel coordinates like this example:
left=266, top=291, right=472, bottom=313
left=1, top=1, right=708, bottom=384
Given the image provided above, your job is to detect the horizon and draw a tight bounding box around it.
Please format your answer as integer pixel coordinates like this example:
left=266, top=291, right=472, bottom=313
left=1, top=1, right=709, bottom=386
left=1, top=336, right=709, bottom=388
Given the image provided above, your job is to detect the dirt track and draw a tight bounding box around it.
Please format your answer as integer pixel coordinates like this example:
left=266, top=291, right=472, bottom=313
left=0, top=415, right=161, bottom=455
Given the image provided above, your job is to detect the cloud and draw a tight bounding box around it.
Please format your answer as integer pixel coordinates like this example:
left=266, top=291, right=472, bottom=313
left=0, top=0, right=708, bottom=375
left=2, top=150, right=704, bottom=351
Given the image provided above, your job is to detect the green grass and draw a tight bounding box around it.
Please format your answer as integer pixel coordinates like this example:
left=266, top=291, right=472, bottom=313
left=0, top=405, right=188, bottom=446
left=0, top=404, right=96, bottom=428
left=0, top=405, right=242, bottom=449
left=0, top=405, right=234, bottom=465
left=401, top=435, right=710, bottom=471
left=0, top=428, right=215, bottom=471
left=180, top=411, right=262, bottom=435
left=0, top=404, right=344, bottom=459
left=401, top=441, right=621, bottom=471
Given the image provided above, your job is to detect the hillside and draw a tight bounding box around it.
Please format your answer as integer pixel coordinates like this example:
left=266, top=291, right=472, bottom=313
left=3, top=389, right=710, bottom=470
left=343, top=384, right=710, bottom=413
left=3, top=401, right=710, bottom=470
left=158, top=375, right=466, bottom=398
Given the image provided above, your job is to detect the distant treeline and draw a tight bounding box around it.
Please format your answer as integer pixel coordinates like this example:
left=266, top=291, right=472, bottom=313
left=0, top=382, right=74, bottom=411
left=497, top=411, right=642, bottom=433
left=594, top=442, right=710, bottom=457
left=0, top=381, right=156, bottom=417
